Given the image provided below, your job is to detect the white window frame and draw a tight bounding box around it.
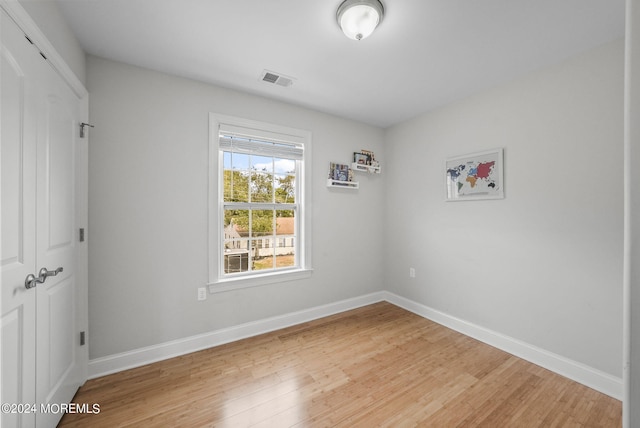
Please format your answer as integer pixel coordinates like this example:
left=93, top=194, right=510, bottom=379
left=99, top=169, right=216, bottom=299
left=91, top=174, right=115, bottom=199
left=208, top=113, right=312, bottom=293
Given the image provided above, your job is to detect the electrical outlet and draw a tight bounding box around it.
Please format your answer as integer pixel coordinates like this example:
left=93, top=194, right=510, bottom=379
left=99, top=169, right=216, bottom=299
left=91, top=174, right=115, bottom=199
left=409, top=267, right=416, bottom=278
left=197, top=287, right=207, bottom=301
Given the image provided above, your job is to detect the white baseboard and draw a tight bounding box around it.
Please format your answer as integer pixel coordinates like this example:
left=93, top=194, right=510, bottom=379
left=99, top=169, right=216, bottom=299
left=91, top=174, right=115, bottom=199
left=88, top=290, right=622, bottom=400
left=87, top=292, right=386, bottom=379
left=382, top=291, right=623, bottom=400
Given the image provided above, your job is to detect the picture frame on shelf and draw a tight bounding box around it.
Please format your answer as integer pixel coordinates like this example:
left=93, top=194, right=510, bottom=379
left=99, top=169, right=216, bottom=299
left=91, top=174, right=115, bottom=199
left=329, top=162, right=351, bottom=182
left=354, top=152, right=370, bottom=166
left=362, top=150, right=379, bottom=169
left=352, top=149, right=380, bottom=174
left=327, top=162, right=358, bottom=189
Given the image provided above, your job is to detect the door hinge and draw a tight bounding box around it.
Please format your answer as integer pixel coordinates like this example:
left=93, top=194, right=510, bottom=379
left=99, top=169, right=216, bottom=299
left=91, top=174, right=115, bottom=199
left=79, top=228, right=85, bottom=242
left=80, top=331, right=86, bottom=346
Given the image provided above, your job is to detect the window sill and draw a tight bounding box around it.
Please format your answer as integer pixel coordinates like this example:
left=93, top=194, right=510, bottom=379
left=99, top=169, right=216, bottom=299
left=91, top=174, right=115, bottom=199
left=208, top=268, right=313, bottom=294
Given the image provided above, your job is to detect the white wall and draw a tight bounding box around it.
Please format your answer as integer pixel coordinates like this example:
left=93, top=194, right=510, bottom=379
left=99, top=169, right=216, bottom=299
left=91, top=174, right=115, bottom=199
left=384, top=40, right=625, bottom=378
left=86, top=56, right=386, bottom=359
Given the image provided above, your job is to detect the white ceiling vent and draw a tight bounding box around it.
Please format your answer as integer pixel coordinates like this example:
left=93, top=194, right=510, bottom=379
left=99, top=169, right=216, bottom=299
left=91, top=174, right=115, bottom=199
left=260, top=70, right=295, bottom=87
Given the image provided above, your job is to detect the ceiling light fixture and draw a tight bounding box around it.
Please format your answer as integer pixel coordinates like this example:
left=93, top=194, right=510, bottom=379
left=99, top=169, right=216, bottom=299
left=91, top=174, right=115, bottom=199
left=336, top=0, right=384, bottom=41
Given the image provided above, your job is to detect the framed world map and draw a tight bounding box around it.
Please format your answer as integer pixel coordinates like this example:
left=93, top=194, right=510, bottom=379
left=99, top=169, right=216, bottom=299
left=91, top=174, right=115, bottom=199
left=445, top=148, right=504, bottom=201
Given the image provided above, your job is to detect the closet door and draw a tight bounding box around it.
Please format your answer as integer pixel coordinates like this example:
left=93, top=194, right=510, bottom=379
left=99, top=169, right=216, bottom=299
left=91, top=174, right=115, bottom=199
left=1, top=9, right=40, bottom=428
left=34, top=29, right=83, bottom=428
left=1, top=8, right=84, bottom=427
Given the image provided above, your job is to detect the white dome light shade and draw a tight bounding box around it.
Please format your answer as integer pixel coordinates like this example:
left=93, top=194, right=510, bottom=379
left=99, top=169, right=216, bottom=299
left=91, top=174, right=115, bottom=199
left=337, top=0, right=384, bottom=41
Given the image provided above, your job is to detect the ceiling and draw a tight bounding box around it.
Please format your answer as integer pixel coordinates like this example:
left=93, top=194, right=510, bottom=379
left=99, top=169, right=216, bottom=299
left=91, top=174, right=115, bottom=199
left=54, top=0, right=625, bottom=128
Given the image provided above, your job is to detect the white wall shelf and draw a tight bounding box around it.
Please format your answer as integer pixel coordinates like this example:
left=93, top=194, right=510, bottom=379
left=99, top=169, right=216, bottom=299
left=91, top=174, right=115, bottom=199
left=326, top=179, right=359, bottom=189
left=351, top=162, right=381, bottom=174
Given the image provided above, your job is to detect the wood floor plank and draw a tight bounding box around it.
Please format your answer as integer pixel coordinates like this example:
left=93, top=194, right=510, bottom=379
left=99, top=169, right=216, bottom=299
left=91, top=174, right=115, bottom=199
left=58, top=302, right=621, bottom=427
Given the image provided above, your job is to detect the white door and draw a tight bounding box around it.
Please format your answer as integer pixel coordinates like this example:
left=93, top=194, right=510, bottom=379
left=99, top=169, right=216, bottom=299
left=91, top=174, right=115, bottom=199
left=33, top=24, right=83, bottom=428
left=2, top=9, right=40, bottom=427
left=1, top=8, right=85, bottom=427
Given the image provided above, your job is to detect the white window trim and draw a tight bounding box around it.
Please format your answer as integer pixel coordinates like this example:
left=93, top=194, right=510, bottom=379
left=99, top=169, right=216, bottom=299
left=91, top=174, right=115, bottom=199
left=208, top=113, right=313, bottom=293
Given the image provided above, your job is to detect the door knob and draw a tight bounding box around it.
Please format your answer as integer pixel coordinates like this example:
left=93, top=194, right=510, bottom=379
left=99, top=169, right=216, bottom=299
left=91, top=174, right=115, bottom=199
left=24, top=267, right=63, bottom=289
left=25, top=273, right=44, bottom=289
left=38, top=267, right=63, bottom=279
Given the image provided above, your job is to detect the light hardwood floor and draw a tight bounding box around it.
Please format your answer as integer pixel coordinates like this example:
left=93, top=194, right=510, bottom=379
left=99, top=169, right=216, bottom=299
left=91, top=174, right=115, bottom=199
left=59, top=302, right=621, bottom=427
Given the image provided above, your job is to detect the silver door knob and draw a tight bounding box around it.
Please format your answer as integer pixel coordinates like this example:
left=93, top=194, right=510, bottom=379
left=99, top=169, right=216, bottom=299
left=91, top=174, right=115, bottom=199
left=38, top=267, right=63, bottom=279
left=24, top=267, right=63, bottom=289
left=25, top=273, right=44, bottom=289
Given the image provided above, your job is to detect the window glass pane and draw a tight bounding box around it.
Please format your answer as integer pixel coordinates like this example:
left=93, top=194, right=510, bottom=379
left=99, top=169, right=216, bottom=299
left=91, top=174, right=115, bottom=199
left=223, top=170, right=249, bottom=202
left=251, top=172, right=273, bottom=202
left=223, top=238, right=249, bottom=274
left=251, top=155, right=273, bottom=172
left=273, top=157, right=295, bottom=174
left=275, top=210, right=295, bottom=234
left=275, top=174, right=296, bottom=204
left=231, top=152, right=250, bottom=170
left=224, top=209, right=249, bottom=238
left=252, top=238, right=274, bottom=271
left=275, top=210, right=295, bottom=268
left=224, top=210, right=249, bottom=274
left=275, top=237, right=295, bottom=268
left=251, top=209, right=274, bottom=237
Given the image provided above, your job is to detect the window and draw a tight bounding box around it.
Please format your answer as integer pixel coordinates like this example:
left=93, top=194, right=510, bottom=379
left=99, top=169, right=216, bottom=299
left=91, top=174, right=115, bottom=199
left=209, top=114, right=312, bottom=291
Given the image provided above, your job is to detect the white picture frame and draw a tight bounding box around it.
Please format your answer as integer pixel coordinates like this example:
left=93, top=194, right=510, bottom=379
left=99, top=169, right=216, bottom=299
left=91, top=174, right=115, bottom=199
left=445, top=148, right=504, bottom=201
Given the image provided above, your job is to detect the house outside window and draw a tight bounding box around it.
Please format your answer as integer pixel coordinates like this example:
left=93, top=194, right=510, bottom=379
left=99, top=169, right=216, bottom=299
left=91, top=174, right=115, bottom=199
left=209, top=114, right=312, bottom=292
